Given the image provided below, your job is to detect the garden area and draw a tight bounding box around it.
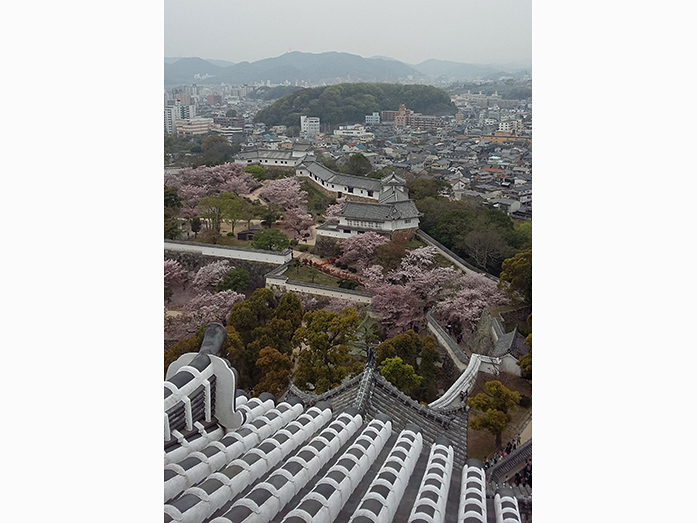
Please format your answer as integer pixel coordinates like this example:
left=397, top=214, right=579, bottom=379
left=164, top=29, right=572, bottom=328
left=283, top=260, right=364, bottom=291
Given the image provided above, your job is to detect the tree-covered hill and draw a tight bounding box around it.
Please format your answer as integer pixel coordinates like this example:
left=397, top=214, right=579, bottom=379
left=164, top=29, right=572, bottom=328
left=253, top=83, right=458, bottom=128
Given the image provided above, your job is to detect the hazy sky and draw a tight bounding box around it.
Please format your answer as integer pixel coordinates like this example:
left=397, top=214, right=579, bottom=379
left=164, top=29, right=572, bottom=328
left=165, top=0, right=532, bottom=67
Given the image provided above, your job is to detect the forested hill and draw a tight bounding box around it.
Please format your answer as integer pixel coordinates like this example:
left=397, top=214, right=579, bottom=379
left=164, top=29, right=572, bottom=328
left=253, top=83, right=457, bottom=127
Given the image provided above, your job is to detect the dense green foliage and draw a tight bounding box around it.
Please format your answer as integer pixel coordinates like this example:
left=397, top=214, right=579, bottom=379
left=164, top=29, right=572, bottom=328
left=407, top=178, right=453, bottom=200
left=247, top=85, right=304, bottom=101
left=374, top=330, right=441, bottom=402
left=293, top=307, right=363, bottom=394
left=468, top=380, right=522, bottom=447
left=415, top=196, right=531, bottom=276
left=380, top=357, right=423, bottom=396
left=216, top=268, right=251, bottom=292
left=251, top=228, right=290, bottom=251
left=165, top=133, right=241, bottom=167
left=254, top=83, right=457, bottom=127
left=225, top=289, right=298, bottom=390
left=346, top=154, right=373, bottom=176
left=518, top=333, right=532, bottom=379
left=498, top=249, right=532, bottom=305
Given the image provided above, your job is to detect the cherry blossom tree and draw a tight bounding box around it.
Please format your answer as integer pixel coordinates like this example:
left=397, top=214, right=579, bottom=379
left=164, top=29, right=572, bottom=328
left=165, top=290, right=245, bottom=339
left=283, top=208, right=315, bottom=239
left=337, top=231, right=388, bottom=269
left=164, top=163, right=258, bottom=197
left=324, top=198, right=346, bottom=224
left=363, top=246, right=506, bottom=339
left=296, top=293, right=320, bottom=312
left=164, top=259, right=188, bottom=290
left=324, top=297, right=365, bottom=315
left=260, top=177, right=308, bottom=210
left=433, top=273, right=508, bottom=340
left=191, top=260, right=232, bottom=291
left=178, top=185, right=208, bottom=220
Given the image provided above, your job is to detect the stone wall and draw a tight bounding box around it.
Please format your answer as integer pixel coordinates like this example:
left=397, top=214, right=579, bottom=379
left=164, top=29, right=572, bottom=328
left=164, top=240, right=292, bottom=265
left=265, top=263, right=373, bottom=303
left=165, top=250, right=277, bottom=292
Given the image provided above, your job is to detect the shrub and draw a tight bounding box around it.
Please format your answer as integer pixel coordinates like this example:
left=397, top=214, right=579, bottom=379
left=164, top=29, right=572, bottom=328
left=297, top=244, right=309, bottom=252
left=216, top=267, right=251, bottom=292
left=338, top=279, right=358, bottom=290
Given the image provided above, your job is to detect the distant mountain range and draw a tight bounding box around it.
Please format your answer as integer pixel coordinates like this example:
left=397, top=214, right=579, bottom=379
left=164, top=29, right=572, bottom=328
left=164, top=52, right=529, bottom=86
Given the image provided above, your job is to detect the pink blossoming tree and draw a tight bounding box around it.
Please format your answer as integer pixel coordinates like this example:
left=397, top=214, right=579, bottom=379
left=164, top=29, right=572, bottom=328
left=363, top=246, right=507, bottom=338
left=191, top=260, right=232, bottom=291
left=282, top=208, right=315, bottom=239
left=165, top=290, right=245, bottom=339
left=260, top=177, right=308, bottom=210
left=164, top=259, right=189, bottom=290
left=337, top=231, right=389, bottom=270
left=324, top=198, right=346, bottom=223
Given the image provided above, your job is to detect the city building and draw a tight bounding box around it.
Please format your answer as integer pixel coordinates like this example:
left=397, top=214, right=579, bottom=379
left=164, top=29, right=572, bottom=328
left=300, top=115, right=320, bottom=139
left=365, top=111, right=381, bottom=125
left=206, top=94, right=223, bottom=105
left=174, top=117, right=214, bottom=136
left=164, top=106, right=178, bottom=135
left=333, top=124, right=375, bottom=142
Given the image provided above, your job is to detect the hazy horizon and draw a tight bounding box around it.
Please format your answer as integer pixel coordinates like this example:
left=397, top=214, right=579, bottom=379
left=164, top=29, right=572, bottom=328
left=165, top=0, right=532, bottom=68
left=164, top=51, right=532, bottom=70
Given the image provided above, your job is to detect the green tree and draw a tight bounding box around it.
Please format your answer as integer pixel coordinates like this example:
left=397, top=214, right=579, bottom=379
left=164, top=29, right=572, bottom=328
left=216, top=268, right=250, bottom=292
left=244, top=165, right=267, bottom=181
left=192, top=134, right=238, bottom=167
left=259, top=204, right=282, bottom=228
left=346, top=153, right=372, bottom=176
left=498, top=249, right=532, bottom=305
left=274, top=292, right=304, bottom=332
left=380, top=357, right=423, bottom=396
left=252, top=228, right=290, bottom=251
left=198, top=193, right=227, bottom=236
left=468, top=380, right=521, bottom=447
left=190, top=217, right=202, bottom=238
left=225, top=289, right=279, bottom=388
left=165, top=185, right=182, bottom=210
left=255, top=347, right=293, bottom=398
left=220, top=193, right=245, bottom=233
left=407, top=178, right=452, bottom=201
left=293, top=307, right=361, bottom=394
left=375, top=330, right=441, bottom=402
left=470, top=409, right=510, bottom=448
left=226, top=109, right=237, bottom=117
left=248, top=317, right=297, bottom=356
left=239, top=199, right=258, bottom=230
left=164, top=207, right=181, bottom=240
left=518, top=332, right=532, bottom=379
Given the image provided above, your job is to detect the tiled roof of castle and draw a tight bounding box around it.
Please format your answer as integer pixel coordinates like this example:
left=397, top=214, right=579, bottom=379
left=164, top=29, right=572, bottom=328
left=301, top=161, right=382, bottom=192
left=163, top=323, right=531, bottom=523
left=337, top=201, right=421, bottom=221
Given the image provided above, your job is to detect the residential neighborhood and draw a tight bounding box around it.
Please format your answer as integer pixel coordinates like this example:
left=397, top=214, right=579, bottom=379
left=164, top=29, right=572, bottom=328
left=166, top=83, right=532, bottom=221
